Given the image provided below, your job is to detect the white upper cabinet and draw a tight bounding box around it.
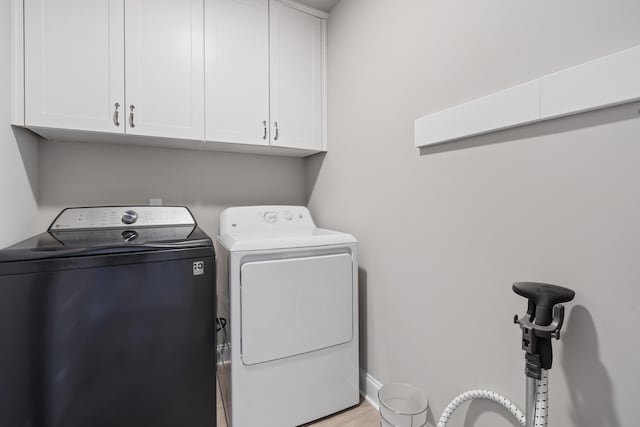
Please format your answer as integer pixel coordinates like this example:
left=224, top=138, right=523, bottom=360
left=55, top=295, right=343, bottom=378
left=205, top=0, right=269, bottom=146
left=24, top=0, right=125, bottom=133
left=205, top=0, right=325, bottom=152
left=269, top=0, right=323, bottom=151
left=125, top=0, right=204, bottom=140
left=23, top=0, right=203, bottom=141
left=16, top=0, right=326, bottom=155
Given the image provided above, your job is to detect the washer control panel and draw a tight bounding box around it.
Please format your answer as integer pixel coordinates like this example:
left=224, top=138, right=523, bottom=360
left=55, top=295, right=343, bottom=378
left=49, top=206, right=196, bottom=230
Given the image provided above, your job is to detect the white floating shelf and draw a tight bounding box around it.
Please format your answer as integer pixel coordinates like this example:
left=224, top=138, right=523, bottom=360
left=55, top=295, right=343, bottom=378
left=415, top=44, right=640, bottom=148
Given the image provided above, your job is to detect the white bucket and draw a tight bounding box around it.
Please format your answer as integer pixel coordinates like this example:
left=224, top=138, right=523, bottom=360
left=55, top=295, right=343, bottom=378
left=378, top=382, right=428, bottom=427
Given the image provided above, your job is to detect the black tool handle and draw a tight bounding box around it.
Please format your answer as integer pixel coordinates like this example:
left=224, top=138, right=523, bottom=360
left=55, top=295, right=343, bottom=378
left=513, top=282, right=575, bottom=326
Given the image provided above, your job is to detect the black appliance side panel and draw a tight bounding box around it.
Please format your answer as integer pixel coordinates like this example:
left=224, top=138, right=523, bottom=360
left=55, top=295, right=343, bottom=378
left=0, top=254, right=215, bottom=427
left=0, top=270, right=42, bottom=426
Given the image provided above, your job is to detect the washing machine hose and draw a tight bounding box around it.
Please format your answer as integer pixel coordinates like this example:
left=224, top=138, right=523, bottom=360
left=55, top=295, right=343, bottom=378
left=435, top=369, right=549, bottom=427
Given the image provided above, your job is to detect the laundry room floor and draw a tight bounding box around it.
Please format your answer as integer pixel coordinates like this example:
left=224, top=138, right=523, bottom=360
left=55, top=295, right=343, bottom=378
left=216, top=381, right=379, bottom=426
left=301, top=400, right=380, bottom=427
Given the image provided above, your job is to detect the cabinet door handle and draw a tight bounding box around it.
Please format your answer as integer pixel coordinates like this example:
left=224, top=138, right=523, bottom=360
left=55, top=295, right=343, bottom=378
left=113, top=103, right=120, bottom=127
left=274, top=121, right=279, bottom=141
left=129, top=105, right=136, bottom=128
left=262, top=120, right=267, bottom=140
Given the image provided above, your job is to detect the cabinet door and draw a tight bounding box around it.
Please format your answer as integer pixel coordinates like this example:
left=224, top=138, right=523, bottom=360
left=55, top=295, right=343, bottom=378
left=269, top=1, right=323, bottom=150
left=24, top=0, right=125, bottom=133
left=205, top=0, right=269, bottom=146
left=125, top=0, right=204, bottom=140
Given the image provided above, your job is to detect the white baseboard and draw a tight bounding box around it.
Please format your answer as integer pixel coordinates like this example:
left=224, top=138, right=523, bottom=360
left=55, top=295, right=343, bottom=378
left=359, top=368, right=382, bottom=410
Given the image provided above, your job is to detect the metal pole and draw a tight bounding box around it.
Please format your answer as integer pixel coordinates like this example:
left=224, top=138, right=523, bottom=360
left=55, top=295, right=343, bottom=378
left=526, top=377, right=536, bottom=427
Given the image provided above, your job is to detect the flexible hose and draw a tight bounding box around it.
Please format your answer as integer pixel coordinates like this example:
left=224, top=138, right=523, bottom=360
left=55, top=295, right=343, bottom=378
left=436, top=389, right=526, bottom=427
left=534, top=370, right=549, bottom=427
left=436, top=370, right=550, bottom=427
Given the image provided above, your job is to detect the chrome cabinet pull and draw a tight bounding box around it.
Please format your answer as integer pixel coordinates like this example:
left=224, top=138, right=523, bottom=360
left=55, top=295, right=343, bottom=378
left=113, top=103, right=120, bottom=127
left=262, top=120, right=267, bottom=140
left=129, top=105, right=135, bottom=128
left=274, top=121, right=279, bottom=141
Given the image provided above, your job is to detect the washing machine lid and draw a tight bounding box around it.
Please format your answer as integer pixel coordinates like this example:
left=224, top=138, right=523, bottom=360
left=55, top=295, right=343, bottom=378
left=217, top=206, right=356, bottom=251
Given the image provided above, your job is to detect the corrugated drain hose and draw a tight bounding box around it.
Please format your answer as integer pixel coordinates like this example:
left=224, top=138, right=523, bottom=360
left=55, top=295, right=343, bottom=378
left=436, top=389, right=525, bottom=427
left=436, top=370, right=550, bottom=427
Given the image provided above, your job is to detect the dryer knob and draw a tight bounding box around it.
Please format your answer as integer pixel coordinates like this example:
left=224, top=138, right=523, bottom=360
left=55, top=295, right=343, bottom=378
left=263, top=211, right=278, bottom=224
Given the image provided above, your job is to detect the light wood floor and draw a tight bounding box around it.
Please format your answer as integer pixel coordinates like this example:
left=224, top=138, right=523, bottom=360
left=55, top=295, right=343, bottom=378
left=216, top=381, right=379, bottom=427
left=216, top=380, right=226, bottom=426
left=302, top=400, right=380, bottom=427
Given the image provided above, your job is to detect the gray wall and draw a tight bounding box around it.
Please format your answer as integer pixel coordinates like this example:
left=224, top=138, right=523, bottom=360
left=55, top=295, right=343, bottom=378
left=37, top=140, right=306, bottom=237
left=0, top=0, right=39, bottom=248
left=307, top=1, right=640, bottom=426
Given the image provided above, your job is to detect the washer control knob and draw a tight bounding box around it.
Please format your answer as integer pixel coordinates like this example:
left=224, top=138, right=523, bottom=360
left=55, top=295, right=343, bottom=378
left=121, top=230, right=139, bottom=242
left=121, top=210, right=139, bottom=225
left=284, top=211, right=293, bottom=221
left=263, top=211, right=278, bottom=224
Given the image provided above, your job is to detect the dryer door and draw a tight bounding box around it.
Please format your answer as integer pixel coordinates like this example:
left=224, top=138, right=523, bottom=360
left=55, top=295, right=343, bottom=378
left=240, top=253, right=353, bottom=365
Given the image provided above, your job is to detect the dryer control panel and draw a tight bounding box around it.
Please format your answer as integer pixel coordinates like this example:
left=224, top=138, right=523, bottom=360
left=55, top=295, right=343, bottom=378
left=219, top=206, right=315, bottom=236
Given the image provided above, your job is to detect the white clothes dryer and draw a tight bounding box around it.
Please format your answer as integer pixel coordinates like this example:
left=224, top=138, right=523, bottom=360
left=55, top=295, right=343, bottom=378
left=216, top=206, right=359, bottom=427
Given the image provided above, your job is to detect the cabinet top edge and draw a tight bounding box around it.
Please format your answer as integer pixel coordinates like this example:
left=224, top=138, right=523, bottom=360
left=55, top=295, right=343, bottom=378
left=275, top=0, right=330, bottom=19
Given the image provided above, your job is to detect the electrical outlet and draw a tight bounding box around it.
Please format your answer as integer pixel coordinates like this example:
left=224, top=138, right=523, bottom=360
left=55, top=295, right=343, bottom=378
left=149, top=198, right=163, bottom=206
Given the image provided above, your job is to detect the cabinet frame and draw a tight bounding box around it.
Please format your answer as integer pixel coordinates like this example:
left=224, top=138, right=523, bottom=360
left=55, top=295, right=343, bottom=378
left=10, top=0, right=24, bottom=126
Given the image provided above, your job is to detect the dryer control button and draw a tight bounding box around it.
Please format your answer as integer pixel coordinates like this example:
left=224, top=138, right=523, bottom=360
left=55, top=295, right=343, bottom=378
left=263, top=211, right=278, bottom=224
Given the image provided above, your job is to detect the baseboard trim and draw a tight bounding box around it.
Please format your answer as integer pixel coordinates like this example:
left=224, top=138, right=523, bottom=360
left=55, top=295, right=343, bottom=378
left=359, top=368, right=382, bottom=410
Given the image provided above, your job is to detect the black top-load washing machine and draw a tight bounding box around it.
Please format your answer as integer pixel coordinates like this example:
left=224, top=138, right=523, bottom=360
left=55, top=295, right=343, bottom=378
left=0, top=206, right=216, bottom=427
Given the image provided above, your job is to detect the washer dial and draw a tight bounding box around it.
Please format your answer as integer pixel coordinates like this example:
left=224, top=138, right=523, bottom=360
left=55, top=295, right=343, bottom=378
left=121, top=210, right=139, bottom=225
